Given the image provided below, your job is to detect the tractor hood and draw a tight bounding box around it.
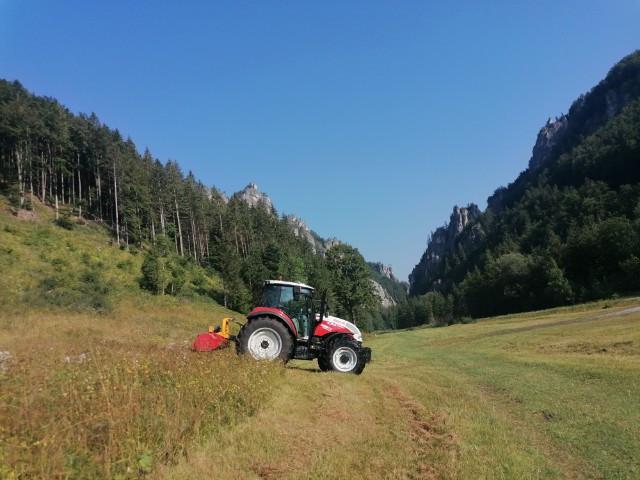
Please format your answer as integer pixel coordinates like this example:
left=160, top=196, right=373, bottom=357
left=317, top=315, right=363, bottom=342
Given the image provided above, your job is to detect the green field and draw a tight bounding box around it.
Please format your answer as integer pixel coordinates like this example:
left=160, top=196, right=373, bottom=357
left=1, top=202, right=639, bottom=479
left=165, top=300, right=640, bottom=480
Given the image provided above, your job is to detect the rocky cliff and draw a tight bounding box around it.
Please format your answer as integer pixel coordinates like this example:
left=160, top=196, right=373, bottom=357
left=369, top=262, right=397, bottom=281
left=233, top=183, right=274, bottom=211
left=232, top=184, right=340, bottom=254
left=528, top=52, right=640, bottom=171
left=409, top=204, right=481, bottom=295
left=528, top=116, right=569, bottom=170
left=284, top=214, right=340, bottom=255
left=368, top=260, right=408, bottom=307
left=370, top=279, right=397, bottom=307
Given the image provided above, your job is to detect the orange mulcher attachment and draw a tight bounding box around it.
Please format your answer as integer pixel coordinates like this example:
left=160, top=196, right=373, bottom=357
left=192, top=317, right=232, bottom=352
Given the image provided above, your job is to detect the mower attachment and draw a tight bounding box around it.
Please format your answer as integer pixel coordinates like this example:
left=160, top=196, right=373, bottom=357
left=192, top=318, right=232, bottom=352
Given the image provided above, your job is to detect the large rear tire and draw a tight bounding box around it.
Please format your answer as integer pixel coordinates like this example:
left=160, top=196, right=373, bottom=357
left=326, top=336, right=366, bottom=375
left=237, top=317, right=294, bottom=363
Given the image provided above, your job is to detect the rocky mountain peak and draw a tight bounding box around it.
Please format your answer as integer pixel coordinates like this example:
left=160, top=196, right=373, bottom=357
left=409, top=204, right=481, bottom=294
left=528, top=50, right=640, bottom=171
left=528, top=116, right=569, bottom=170
left=369, top=262, right=396, bottom=281
left=284, top=214, right=318, bottom=252
left=284, top=214, right=341, bottom=255
left=235, top=183, right=273, bottom=211
left=450, top=205, right=481, bottom=235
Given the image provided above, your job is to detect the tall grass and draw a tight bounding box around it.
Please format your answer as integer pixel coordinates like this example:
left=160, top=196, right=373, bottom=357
left=0, top=346, right=281, bottom=479
left=0, top=197, right=279, bottom=478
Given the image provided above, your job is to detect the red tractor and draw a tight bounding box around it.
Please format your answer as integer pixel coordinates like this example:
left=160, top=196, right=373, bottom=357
left=237, top=280, right=371, bottom=374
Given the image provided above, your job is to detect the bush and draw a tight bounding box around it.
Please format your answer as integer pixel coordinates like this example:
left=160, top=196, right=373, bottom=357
left=54, top=215, right=75, bottom=230
left=35, top=266, right=112, bottom=312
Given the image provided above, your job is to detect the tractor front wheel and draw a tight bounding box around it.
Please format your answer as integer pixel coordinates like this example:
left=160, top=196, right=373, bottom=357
left=325, top=337, right=366, bottom=375
left=317, top=354, right=332, bottom=372
left=237, top=317, right=293, bottom=363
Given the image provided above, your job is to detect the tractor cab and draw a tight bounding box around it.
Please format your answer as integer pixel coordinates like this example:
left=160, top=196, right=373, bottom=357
left=259, top=281, right=315, bottom=338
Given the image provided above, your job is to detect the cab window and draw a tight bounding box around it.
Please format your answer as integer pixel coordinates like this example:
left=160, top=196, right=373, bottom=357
left=261, top=284, right=294, bottom=308
left=279, top=286, right=294, bottom=306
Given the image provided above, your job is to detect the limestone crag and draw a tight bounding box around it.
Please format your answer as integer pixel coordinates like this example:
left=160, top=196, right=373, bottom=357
left=409, top=204, right=481, bottom=294
left=234, top=183, right=273, bottom=211
left=370, top=279, right=397, bottom=307
left=284, top=214, right=341, bottom=255
left=369, top=262, right=397, bottom=281
left=528, top=56, right=640, bottom=171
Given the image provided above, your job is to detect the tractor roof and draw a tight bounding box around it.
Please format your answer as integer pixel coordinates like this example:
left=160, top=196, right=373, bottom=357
left=264, top=280, right=315, bottom=291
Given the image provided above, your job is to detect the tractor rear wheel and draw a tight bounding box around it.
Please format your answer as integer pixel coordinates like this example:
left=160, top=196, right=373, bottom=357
left=237, top=317, right=293, bottom=363
left=326, top=336, right=366, bottom=375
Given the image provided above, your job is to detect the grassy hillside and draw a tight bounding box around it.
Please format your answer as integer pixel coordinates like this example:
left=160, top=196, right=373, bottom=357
left=0, top=200, right=284, bottom=479
left=164, top=299, right=640, bottom=479
left=0, top=197, right=226, bottom=313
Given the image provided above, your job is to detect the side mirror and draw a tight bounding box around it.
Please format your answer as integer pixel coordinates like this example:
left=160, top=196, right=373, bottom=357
left=319, top=292, right=329, bottom=319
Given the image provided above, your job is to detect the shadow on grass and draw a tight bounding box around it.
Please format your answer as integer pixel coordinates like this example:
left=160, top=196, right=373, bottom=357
left=286, top=365, right=324, bottom=373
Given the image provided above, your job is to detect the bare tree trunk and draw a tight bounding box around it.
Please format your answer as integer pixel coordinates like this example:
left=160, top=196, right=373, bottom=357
left=15, top=148, right=24, bottom=208
left=47, top=144, right=53, bottom=202
left=77, top=153, right=82, bottom=218
left=72, top=158, right=76, bottom=205
left=234, top=227, right=239, bottom=255
left=55, top=194, right=59, bottom=220
left=41, top=152, right=46, bottom=203
left=191, top=217, right=198, bottom=262
left=97, top=165, right=103, bottom=221
left=174, top=196, right=184, bottom=256
left=28, top=149, right=33, bottom=202
left=113, top=161, right=120, bottom=245
left=160, top=204, right=166, bottom=235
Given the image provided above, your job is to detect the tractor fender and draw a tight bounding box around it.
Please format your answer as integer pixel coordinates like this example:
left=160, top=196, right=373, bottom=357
left=246, top=307, right=298, bottom=337
left=313, top=315, right=361, bottom=341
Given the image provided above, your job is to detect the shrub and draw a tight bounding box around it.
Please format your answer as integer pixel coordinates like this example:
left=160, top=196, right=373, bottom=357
left=35, top=266, right=112, bottom=312
left=54, top=215, right=75, bottom=230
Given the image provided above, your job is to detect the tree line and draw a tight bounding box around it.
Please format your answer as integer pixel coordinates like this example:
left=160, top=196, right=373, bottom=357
left=0, top=79, right=378, bottom=323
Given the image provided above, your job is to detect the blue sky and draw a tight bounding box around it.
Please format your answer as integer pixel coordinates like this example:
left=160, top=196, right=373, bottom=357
left=1, top=1, right=639, bottom=280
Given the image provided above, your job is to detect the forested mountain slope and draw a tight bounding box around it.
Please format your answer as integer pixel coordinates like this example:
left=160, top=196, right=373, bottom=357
left=0, top=79, right=402, bottom=322
left=410, top=50, right=640, bottom=318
